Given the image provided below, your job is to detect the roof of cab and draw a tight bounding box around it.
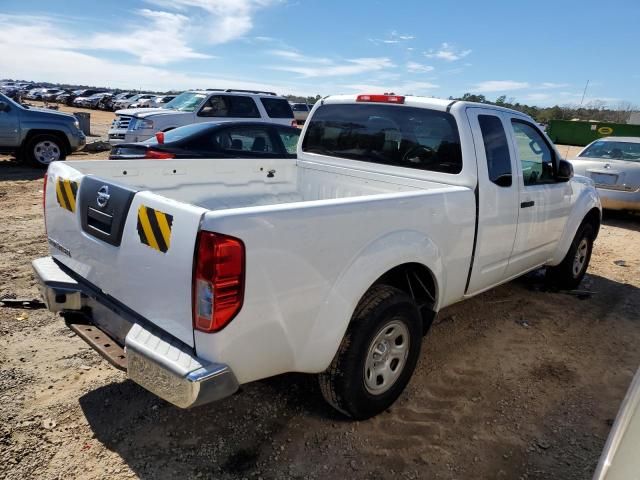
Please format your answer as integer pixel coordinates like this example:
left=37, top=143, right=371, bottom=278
left=321, top=94, right=534, bottom=119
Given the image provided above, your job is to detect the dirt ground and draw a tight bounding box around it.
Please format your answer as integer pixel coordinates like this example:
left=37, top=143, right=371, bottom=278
left=1, top=142, right=640, bottom=479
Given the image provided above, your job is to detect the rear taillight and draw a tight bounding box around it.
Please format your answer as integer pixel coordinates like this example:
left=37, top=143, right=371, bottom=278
left=144, top=149, right=175, bottom=159
left=356, top=93, right=405, bottom=104
left=193, top=231, right=245, bottom=333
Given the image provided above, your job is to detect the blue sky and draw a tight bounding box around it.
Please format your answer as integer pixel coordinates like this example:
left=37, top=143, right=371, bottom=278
left=1, top=0, right=638, bottom=107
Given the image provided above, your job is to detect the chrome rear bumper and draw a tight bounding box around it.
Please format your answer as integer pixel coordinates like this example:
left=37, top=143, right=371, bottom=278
left=32, top=256, right=239, bottom=408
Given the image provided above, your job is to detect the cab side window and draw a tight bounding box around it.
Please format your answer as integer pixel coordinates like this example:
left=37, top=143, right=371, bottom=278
left=199, top=96, right=260, bottom=118
left=511, top=120, right=556, bottom=185
left=478, top=115, right=512, bottom=187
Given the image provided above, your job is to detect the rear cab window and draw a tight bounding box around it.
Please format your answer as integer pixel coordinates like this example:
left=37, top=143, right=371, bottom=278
left=260, top=98, right=294, bottom=119
left=302, top=103, right=462, bottom=174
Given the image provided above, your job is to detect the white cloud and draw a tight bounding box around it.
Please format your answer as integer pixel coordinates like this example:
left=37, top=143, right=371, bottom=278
left=538, top=82, right=570, bottom=89
left=87, top=9, right=211, bottom=64
left=369, top=31, right=415, bottom=45
left=269, top=49, right=306, bottom=60
left=272, top=57, right=394, bottom=78
left=472, top=80, right=530, bottom=92
left=3, top=1, right=280, bottom=67
left=406, top=61, right=434, bottom=73
left=268, top=49, right=333, bottom=65
left=425, top=43, right=471, bottom=61
left=0, top=14, right=310, bottom=95
left=145, top=0, right=281, bottom=44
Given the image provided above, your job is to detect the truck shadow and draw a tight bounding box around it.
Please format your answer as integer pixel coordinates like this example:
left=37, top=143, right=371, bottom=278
left=79, top=371, right=340, bottom=479
left=78, top=270, right=640, bottom=479
left=602, top=209, right=640, bottom=232
left=0, top=157, right=44, bottom=181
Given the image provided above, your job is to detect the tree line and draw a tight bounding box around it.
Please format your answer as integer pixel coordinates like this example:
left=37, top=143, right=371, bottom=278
left=284, top=92, right=639, bottom=125
left=451, top=93, right=638, bottom=124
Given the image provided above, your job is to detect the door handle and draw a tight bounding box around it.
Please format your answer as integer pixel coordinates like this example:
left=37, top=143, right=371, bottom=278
left=520, top=200, right=535, bottom=208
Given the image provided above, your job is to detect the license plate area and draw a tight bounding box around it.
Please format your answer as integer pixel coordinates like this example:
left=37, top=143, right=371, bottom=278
left=80, top=176, right=137, bottom=246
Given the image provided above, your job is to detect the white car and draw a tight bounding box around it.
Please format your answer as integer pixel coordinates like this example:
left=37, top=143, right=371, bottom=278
left=133, top=95, right=177, bottom=108
left=112, top=93, right=156, bottom=111
left=108, top=89, right=296, bottom=145
left=290, top=102, right=311, bottom=124
left=35, top=94, right=600, bottom=419
left=569, top=136, right=640, bottom=211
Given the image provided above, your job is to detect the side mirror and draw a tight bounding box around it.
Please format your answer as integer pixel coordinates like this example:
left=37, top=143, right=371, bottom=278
left=556, top=159, right=574, bottom=182
left=0, top=101, right=9, bottom=112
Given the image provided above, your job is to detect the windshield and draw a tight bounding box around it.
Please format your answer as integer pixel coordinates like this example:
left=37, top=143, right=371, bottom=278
left=164, top=92, right=207, bottom=112
left=579, top=140, right=640, bottom=162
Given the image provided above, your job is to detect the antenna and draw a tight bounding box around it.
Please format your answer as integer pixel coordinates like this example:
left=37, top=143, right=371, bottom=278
left=564, top=79, right=590, bottom=159
left=579, top=79, right=590, bottom=106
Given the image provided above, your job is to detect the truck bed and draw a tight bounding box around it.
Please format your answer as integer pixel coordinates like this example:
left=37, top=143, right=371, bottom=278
left=64, top=157, right=439, bottom=210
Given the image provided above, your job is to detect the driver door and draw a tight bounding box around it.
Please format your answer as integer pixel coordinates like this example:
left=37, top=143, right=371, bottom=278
left=505, top=118, right=573, bottom=277
left=0, top=99, right=20, bottom=147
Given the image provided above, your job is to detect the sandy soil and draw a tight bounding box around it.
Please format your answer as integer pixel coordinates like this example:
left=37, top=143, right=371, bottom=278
left=0, top=157, right=639, bottom=479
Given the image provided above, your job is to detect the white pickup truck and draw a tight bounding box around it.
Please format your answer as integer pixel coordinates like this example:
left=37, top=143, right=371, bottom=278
left=34, top=94, right=601, bottom=419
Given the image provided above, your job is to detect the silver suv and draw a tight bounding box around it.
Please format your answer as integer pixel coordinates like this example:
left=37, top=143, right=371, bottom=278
left=108, top=89, right=296, bottom=145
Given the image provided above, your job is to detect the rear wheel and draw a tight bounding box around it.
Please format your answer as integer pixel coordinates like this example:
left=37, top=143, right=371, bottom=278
left=25, top=134, right=66, bottom=168
left=546, top=223, right=595, bottom=290
left=319, top=285, right=422, bottom=419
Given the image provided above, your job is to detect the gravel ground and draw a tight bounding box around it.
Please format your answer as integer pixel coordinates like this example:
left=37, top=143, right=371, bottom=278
left=0, top=146, right=639, bottom=479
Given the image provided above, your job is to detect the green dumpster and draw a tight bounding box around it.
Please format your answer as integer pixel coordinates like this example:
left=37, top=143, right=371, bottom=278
left=547, top=120, right=640, bottom=147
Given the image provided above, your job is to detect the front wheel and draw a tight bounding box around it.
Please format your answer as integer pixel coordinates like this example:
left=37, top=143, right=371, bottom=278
left=25, top=134, right=66, bottom=168
left=319, top=285, right=422, bottom=420
left=546, top=223, right=595, bottom=290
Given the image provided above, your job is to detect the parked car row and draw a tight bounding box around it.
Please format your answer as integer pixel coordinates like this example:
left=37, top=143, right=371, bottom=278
left=0, top=82, right=179, bottom=112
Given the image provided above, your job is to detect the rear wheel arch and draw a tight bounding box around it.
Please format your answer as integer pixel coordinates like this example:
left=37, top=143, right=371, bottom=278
left=582, top=207, right=601, bottom=239
left=373, top=262, right=438, bottom=335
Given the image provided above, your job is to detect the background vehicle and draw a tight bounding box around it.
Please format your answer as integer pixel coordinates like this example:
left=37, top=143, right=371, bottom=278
left=25, top=87, right=47, bottom=100
left=73, top=92, right=113, bottom=108
left=290, top=102, right=311, bottom=124
left=61, top=88, right=106, bottom=106
left=109, top=121, right=300, bottom=159
left=113, top=93, right=156, bottom=110
left=35, top=94, right=600, bottom=419
left=130, top=95, right=176, bottom=108
left=41, top=88, right=67, bottom=102
left=569, top=136, right=640, bottom=211
left=108, top=89, right=296, bottom=145
left=0, top=92, right=85, bottom=167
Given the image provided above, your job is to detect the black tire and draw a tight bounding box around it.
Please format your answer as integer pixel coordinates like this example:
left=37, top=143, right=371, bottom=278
left=319, top=285, right=422, bottom=420
left=546, top=222, right=595, bottom=290
left=25, top=134, right=66, bottom=168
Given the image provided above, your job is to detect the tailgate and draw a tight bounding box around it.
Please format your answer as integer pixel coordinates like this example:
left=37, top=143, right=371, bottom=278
left=45, top=162, right=206, bottom=347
